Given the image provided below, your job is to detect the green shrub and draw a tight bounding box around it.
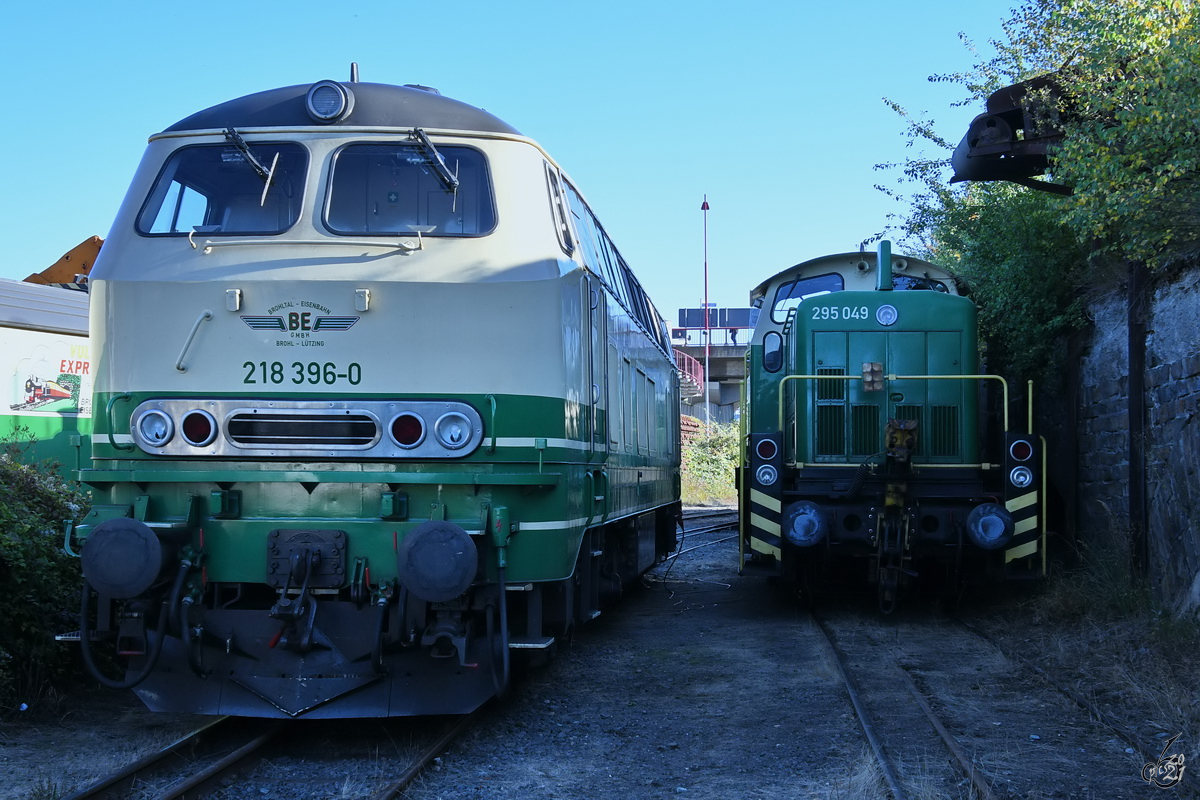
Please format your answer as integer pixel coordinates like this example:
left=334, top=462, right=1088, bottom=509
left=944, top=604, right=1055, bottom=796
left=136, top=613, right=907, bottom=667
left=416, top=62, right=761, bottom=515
left=681, top=422, right=739, bottom=506
left=0, top=454, right=89, bottom=711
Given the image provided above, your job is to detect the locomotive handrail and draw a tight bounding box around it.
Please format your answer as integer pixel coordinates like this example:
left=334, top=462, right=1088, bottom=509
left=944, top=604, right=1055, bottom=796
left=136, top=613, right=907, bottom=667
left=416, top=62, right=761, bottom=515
left=486, top=394, right=498, bottom=454
left=104, top=393, right=135, bottom=451
left=584, top=471, right=596, bottom=528
left=175, top=310, right=213, bottom=372
left=197, top=237, right=423, bottom=254
left=776, top=373, right=1012, bottom=432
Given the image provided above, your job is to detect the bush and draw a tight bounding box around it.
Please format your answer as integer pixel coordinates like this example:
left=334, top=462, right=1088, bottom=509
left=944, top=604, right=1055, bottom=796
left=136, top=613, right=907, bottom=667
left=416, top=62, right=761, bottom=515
left=0, top=453, right=89, bottom=711
left=681, top=422, right=739, bottom=506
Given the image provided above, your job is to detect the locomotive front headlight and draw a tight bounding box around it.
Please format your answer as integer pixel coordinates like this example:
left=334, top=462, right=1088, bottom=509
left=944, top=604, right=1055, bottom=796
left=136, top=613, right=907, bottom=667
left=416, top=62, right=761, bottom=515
left=136, top=409, right=175, bottom=447
left=755, top=464, right=778, bottom=486
left=783, top=501, right=827, bottom=547
left=1009, top=465, right=1034, bottom=488
left=967, top=502, right=1014, bottom=550
left=306, top=80, right=353, bottom=122
left=433, top=411, right=472, bottom=450
left=876, top=304, right=899, bottom=326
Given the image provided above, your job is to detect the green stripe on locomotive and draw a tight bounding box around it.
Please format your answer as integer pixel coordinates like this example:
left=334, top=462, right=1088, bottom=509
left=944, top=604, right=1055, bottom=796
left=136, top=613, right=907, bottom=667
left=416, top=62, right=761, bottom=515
left=81, top=390, right=677, bottom=585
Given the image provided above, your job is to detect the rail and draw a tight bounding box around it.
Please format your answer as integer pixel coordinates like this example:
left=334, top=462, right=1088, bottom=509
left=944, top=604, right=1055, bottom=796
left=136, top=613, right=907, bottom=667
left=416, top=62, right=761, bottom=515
left=813, top=614, right=998, bottom=800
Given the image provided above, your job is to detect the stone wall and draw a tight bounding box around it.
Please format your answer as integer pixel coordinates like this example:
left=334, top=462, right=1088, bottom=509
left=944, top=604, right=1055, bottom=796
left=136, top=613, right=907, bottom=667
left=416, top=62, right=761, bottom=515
left=1074, top=267, right=1200, bottom=618
left=1144, top=273, right=1200, bottom=616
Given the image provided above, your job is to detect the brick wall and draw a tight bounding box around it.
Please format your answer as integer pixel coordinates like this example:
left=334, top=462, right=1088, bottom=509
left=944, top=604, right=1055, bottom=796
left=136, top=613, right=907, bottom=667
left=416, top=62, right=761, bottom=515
left=680, top=414, right=703, bottom=444
left=1075, top=268, right=1200, bottom=618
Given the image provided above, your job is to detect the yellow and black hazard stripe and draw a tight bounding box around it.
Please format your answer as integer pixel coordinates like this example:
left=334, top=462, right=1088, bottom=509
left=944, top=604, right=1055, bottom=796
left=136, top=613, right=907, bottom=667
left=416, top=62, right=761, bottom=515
left=1003, top=434, right=1046, bottom=577
left=748, top=487, right=783, bottom=560
left=745, top=432, right=784, bottom=561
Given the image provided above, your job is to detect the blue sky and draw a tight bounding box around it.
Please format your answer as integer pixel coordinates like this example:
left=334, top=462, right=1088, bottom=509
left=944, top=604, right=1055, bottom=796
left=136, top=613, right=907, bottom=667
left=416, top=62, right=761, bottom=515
left=1, top=0, right=1015, bottom=320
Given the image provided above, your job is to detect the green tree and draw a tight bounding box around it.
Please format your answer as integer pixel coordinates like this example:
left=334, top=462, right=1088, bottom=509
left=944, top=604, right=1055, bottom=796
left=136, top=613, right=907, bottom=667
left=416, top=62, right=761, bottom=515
left=879, top=0, right=1199, bottom=380
left=1044, top=0, right=1200, bottom=267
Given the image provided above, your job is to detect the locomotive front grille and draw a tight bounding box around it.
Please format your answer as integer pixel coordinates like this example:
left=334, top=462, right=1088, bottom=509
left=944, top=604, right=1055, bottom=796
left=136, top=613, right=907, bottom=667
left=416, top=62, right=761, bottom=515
left=126, top=398, right=485, bottom=459
left=227, top=412, right=378, bottom=447
left=815, top=405, right=845, bottom=457
left=851, top=404, right=879, bottom=457
left=928, top=405, right=960, bottom=457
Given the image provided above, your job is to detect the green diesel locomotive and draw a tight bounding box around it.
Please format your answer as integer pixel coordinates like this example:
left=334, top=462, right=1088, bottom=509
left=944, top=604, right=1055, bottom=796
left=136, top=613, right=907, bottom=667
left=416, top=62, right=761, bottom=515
left=738, top=243, right=1044, bottom=611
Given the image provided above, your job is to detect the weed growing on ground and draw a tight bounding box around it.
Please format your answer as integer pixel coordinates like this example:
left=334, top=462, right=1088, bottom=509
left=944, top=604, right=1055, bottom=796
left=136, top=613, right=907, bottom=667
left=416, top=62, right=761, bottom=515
left=991, top=517, right=1200, bottom=768
left=26, top=777, right=62, bottom=800
left=681, top=422, right=739, bottom=506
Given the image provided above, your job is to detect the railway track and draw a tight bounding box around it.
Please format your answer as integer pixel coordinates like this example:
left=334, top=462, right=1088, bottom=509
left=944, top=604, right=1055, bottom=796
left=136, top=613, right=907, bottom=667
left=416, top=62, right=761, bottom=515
left=814, top=614, right=998, bottom=799
left=62, top=710, right=484, bottom=799
left=814, top=608, right=1195, bottom=799
left=61, top=716, right=283, bottom=799
left=58, top=512, right=732, bottom=799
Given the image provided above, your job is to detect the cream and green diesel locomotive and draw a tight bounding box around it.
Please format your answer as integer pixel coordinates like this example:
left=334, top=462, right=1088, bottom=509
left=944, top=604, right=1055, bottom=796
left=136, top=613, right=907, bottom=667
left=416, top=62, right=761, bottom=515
left=69, top=71, right=681, bottom=717
left=739, top=244, right=1045, bottom=611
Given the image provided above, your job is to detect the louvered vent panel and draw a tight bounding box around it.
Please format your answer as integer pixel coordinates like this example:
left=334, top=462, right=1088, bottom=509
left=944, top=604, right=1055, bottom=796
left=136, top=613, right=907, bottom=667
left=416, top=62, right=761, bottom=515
left=928, top=405, right=959, bottom=457
left=815, top=405, right=845, bottom=457
left=851, top=404, right=880, bottom=457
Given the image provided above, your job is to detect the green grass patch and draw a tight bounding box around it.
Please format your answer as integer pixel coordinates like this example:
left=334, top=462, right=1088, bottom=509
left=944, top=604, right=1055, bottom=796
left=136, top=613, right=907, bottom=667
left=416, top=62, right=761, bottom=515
left=681, top=422, right=739, bottom=506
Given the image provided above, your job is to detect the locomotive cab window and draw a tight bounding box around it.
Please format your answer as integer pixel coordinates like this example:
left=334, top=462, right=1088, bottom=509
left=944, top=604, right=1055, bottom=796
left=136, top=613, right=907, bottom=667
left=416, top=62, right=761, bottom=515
left=137, top=143, right=306, bottom=235
left=893, top=274, right=950, bottom=292
left=325, top=143, right=496, bottom=236
left=772, top=272, right=844, bottom=322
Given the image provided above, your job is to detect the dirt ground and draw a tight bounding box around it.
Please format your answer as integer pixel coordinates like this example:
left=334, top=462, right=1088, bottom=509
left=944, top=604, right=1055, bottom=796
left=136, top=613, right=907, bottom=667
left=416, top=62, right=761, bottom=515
left=4, top=512, right=1197, bottom=799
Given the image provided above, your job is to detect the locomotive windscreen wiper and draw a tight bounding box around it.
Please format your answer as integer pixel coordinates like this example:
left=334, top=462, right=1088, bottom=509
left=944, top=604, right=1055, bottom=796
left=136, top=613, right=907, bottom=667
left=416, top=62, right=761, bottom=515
left=224, top=127, right=280, bottom=207
left=410, top=128, right=460, bottom=194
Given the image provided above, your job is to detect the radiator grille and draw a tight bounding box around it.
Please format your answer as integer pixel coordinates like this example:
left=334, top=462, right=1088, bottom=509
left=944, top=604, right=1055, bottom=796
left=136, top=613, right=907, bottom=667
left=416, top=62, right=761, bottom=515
left=851, top=404, right=880, bottom=457
left=928, top=405, right=960, bottom=457
left=227, top=412, right=378, bottom=447
left=815, top=405, right=845, bottom=457
left=816, top=368, right=846, bottom=401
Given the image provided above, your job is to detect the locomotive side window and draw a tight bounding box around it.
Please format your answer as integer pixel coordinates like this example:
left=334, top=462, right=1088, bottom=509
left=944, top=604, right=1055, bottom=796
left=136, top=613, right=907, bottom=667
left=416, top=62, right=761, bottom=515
left=772, top=272, right=844, bottom=322
left=326, top=144, right=496, bottom=236
left=544, top=164, right=575, bottom=255
left=763, top=331, right=784, bottom=372
left=137, top=143, right=306, bottom=235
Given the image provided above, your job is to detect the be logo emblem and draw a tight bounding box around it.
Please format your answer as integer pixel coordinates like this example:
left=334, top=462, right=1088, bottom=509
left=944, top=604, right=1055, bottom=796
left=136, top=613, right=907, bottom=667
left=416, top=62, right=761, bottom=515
left=241, top=300, right=359, bottom=336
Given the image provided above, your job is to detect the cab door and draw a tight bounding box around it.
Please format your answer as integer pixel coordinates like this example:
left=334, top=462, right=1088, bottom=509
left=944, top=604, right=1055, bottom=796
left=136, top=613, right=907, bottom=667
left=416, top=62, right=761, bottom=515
left=581, top=274, right=607, bottom=462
